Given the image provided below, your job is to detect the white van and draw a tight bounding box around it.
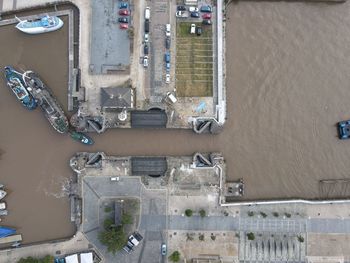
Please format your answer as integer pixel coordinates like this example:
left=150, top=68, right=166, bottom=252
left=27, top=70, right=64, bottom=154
left=145, top=7, right=150, bottom=20
left=166, top=92, right=177, bottom=103
left=165, top=24, right=171, bottom=37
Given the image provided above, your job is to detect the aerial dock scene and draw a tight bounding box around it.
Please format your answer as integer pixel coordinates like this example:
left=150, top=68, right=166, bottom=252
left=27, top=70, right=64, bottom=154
left=1, top=0, right=350, bottom=262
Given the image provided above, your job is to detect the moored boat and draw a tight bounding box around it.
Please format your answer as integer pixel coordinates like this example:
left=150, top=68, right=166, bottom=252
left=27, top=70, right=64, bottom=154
left=23, top=71, right=69, bottom=134
left=0, top=227, right=15, bottom=238
left=15, top=15, right=63, bottom=34
left=70, top=131, right=94, bottom=145
left=0, top=210, right=8, bottom=216
left=4, top=66, right=37, bottom=110
left=0, top=190, right=6, bottom=200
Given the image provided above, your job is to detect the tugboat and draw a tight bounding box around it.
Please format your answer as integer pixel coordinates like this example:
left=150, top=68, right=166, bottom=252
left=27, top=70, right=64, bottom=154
left=15, top=15, right=64, bottom=34
left=4, top=66, right=37, bottom=110
left=23, top=71, right=69, bottom=134
left=70, top=131, right=94, bottom=145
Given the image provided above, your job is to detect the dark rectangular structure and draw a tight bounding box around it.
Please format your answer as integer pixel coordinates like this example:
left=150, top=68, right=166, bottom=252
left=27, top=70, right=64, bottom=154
left=131, top=157, right=168, bottom=177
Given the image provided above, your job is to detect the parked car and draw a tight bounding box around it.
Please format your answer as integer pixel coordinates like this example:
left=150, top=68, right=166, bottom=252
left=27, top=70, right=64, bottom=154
left=165, top=37, right=170, bottom=49
left=196, top=26, right=202, bottom=36
left=338, top=120, right=350, bottom=139
left=143, top=56, right=149, bottom=68
left=166, top=92, right=177, bottom=103
left=119, top=2, right=128, bottom=9
left=145, top=20, right=150, bottom=33
left=123, top=243, right=133, bottom=254
left=166, top=63, right=170, bottom=72
left=165, top=74, right=170, bottom=84
left=176, top=10, right=186, bottom=18
left=202, top=19, right=212, bottom=25
left=119, top=9, right=129, bottom=16
left=202, top=13, right=211, bottom=19
left=145, top=7, right=150, bottom=20
left=190, top=23, right=196, bottom=34
left=190, top=12, right=200, bottom=18
left=118, top=17, right=128, bottom=23
left=164, top=51, right=170, bottom=63
left=177, top=5, right=186, bottom=11
left=161, top=243, right=167, bottom=255
left=144, top=44, right=149, bottom=55
left=200, top=5, right=212, bottom=13
left=120, top=23, right=128, bottom=29
left=189, top=6, right=199, bottom=12
left=144, top=33, right=149, bottom=42
left=166, top=24, right=171, bottom=37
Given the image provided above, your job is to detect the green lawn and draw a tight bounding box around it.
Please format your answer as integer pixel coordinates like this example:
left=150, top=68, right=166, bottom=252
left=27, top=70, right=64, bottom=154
left=175, top=22, right=213, bottom=97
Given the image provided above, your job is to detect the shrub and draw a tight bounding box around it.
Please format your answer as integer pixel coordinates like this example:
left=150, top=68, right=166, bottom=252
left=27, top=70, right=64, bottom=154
left=272, top=212, right=279, bottom=217
left=185, top=209, right=193, bottom=217
left=199, top=234, right=205, bottom=241
left=199, top=209, right=206, bottom=218
left=121, top=213, right=133, bottom=225
left=247, top=232, right=255, bottom=240
left=169, top=251, right=181, bottom=262
left=247, top=211, right=254, bottom=217
left=260, top=212, right=267, bottom=218
left=285, top=213, right=292, bottom=218
left=297, top=235, right=304, bottom=243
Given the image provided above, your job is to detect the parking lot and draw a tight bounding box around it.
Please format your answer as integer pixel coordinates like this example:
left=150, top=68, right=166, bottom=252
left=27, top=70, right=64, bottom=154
left=90, top=0, right=131, bottom=74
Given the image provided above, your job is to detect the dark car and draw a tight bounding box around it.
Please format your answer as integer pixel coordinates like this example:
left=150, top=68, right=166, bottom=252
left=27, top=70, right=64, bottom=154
left=118, top=17, right=128, bottom=23
left=177, top=5, right=186, bottom=11
left=338, top=120, right=350, bottom=139
left=196, top=26, right=202, bottom=36
left=165, top=37, right=170, bottom=49
left=190, top=12, right=200, bottom=18
left=145, top=20, right=150, bottom=33
left=123, top=243, right=133, bottom=254
left=202, top=19, right=212, bottom=25
left=200, top=5, right=212, bottom=13
left=144, top=44, right=149, bottom=55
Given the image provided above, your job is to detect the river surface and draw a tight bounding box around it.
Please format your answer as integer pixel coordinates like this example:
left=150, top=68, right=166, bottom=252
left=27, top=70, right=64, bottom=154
left=2, top=2, right=350, bottom=244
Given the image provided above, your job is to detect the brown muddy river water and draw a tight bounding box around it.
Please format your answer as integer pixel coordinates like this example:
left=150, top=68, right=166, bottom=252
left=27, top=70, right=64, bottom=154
left=2, top=2, right=350, bottom=244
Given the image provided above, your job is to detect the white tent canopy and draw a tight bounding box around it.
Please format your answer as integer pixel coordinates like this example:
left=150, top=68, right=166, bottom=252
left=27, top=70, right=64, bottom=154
left=80, top=252, right=93, bottom=263
left=65, top=254, right=79, bottom=263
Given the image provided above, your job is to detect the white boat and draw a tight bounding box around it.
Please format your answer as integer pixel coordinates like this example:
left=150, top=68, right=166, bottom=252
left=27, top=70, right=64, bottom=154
left=0, top=190, right=6, bottom=200
left=0, top=203, right=6, bottom=210
left=0, top=210, right=8, bottom=216
left=15, top=15, right=64, bottom=34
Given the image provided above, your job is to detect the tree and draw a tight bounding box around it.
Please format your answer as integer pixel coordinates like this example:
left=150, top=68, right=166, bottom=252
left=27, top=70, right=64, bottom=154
left=247, top=232, right=255, bottom=240
left=168, top=251, right=181, bottom=262
left=104, top=218, right=114, bottom=230
left=272, top=212, right=279, bottom=217
left=285, top=212, right=292, bottom=218
left=186, top=233, right=194, bottom=241
left=98, top=226, right=127, bottom=254
left=185, top=209, right=193, bottom=217
left=199, top=209, right=206, bottom=218
left=121, top=213, right=133, bottom=225
left=297, top=235, right=304, bottom=243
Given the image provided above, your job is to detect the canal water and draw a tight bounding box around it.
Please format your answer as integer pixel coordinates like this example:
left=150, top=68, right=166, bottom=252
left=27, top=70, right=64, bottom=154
left=2, top=1, right=350, bottom=244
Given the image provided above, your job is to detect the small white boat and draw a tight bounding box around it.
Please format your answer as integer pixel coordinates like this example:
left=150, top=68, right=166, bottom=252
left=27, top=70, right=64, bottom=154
left=0, top=210, right=8, bottom=216
left=0, top=203, right=6, bottom=210
left=0, top=190, right=7, bottom=200
left=15, top=15, right=63, bottom=34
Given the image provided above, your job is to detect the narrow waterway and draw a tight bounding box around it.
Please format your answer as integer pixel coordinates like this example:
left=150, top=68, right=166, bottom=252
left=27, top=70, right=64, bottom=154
left=2, top=1, right=350, bottom=244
